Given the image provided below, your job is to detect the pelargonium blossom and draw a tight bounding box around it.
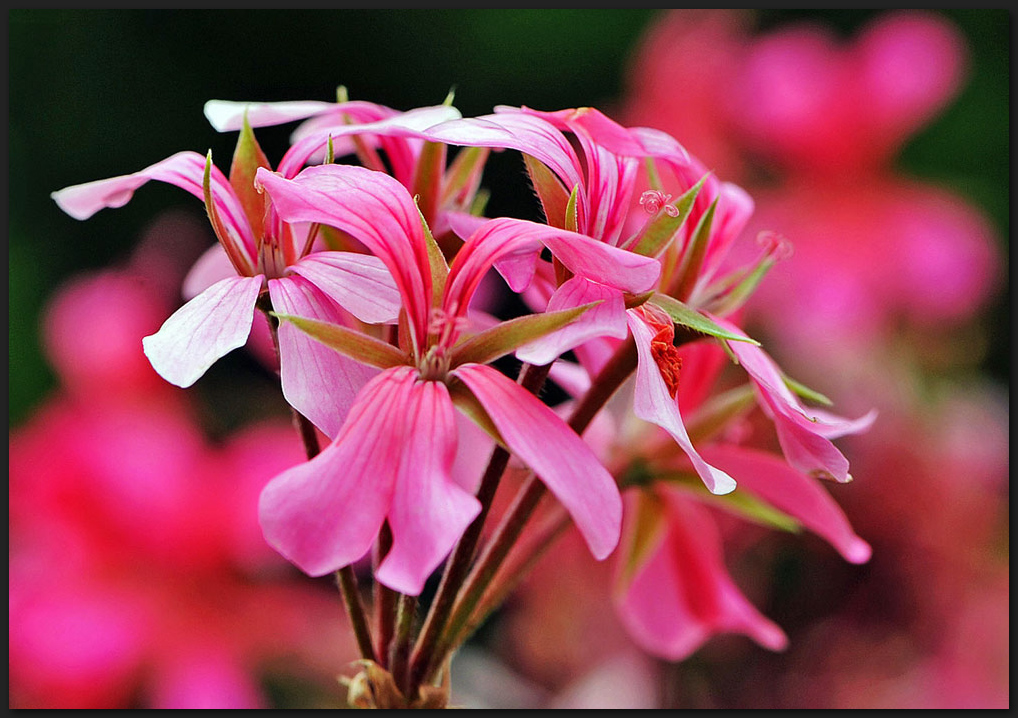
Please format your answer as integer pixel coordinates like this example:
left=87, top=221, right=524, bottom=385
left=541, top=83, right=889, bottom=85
left=252, top=162, right=666, bottom=595
left=51, top=103, right=460, bottom=437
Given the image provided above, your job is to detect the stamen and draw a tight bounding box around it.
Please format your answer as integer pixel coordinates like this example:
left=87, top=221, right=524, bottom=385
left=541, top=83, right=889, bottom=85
left=428, top=305, right=471, bottom=350
left=756, top=231, right=794, bottom=262
left=639, top=190, right=679, bottom=217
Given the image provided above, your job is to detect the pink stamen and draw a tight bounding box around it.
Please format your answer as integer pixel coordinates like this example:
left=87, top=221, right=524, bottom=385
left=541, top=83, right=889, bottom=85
left=639, top=190, right=679, bottom=217
left=756, top=231, right=794, bottom=262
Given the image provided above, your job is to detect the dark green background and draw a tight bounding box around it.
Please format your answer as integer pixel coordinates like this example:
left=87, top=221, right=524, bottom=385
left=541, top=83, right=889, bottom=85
left=8, top=10, right=1009, bottom=427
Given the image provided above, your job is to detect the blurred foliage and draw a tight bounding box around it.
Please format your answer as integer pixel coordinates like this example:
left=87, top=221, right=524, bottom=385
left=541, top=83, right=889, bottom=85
left=8, top=9, right=1009, bottom=426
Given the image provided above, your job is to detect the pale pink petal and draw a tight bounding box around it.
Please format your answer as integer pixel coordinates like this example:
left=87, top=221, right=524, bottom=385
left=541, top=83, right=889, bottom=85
left=255, top=164, right=432, bottom=348
left=258, top=366, right=415, bottom=576
left=627, top=312, right=736, bottom=495
left=52, top=151, right=255, bottom=268
left=376, top=380, right=482, bottom=595
left=615, top=490, right=787, bottom=661
left=548, top=358, right=593, bottom=399
left=268, top=275, right=380, bottom=439
left=700, top=444, right=872, bottom=563
left=450, top=406, right=497, bottom=495
left=451, top=363, right=622, bottom=560
left=181, top=244, right=236, bottom=300
left=142, top=275, right=263, bottom=388
left=203, top=99, right=337, bottom=132
left=288, top=251, right=401, bottom=324
left=516, top=276, right=629, bottom=366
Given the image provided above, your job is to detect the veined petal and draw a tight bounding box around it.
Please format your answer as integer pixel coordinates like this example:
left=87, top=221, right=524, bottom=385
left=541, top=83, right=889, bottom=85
left=142, top=275, right=262, bottom=388
left=204, top=99, right=337, bottom=132
left=700, top=445, right=871, bottom=564
left=451, top=363, right=622, bottom=560
left=269, top=276, right=380, bottom=439
left=516, top=276, right=629, bottom=366
left=258, top=366, right=416, bottom=576
left=376, top=380, right=482, bottom=595
left=255, top=164, right=432, bottom=350
left=288, top=251, right=401, bottom=325
left=614, top=489, right=788, bottom=661
left=628, top=311, right=736, bottom=495
left=52, top=151, right=256, bottom=266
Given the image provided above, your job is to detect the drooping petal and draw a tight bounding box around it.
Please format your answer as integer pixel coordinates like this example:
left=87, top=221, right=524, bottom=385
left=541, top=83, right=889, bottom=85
left=287, top=251, right=401, bottom=325
left=255, top=164, right=432, bottom=350
left=614, top=489, right=788, bottom=661
left=258, top=366, right=415, bottom=576
left=516, top=276, right=629, bottom=366
left=268, top=275, right=380, bottom=439
left=627, top=311, right=736, bottom=495
left=142, top=275, right=263, bottom=388
left=52, top=151, right=256, bottom=268
left=699, top=444, right=872, bottom=563
left=376, top=380, right=482, bottom=595
left=204, top=99, right=338, bottom=132
left=451, top=363, right=622, bottom=560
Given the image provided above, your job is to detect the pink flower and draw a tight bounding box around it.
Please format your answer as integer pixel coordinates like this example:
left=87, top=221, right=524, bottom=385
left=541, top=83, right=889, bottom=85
left=49, top=104, right=462, bottom=438
left=253, top=163, right=629, bottom=594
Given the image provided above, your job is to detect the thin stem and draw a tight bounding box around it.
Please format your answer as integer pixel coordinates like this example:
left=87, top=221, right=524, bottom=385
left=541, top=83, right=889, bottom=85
left=407, top=361, right=551, bottom=692
left=389, top=593, right=418, bottom=698
left=420, top=336, right=640, bottom=684
left=373, top=522, right=397, bottom=667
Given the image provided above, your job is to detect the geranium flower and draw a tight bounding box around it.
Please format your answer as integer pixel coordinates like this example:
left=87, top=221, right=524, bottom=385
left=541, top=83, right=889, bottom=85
left=252, top=162, right=662, bottom=594
left=50, top=104, right=458, bottom=437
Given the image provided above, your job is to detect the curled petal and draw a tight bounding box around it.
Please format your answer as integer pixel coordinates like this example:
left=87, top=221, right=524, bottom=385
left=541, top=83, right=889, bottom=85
left=258, top=366, right=416, bottom=576
left=627, top=311, right=736, bottom=495
left=268, top=276, right=380, bottom=439
left=142, top=275, right=263, bottom=388
left=452, top=363, right=622, bottom=560
left=376, top=380, right=481, bottom=595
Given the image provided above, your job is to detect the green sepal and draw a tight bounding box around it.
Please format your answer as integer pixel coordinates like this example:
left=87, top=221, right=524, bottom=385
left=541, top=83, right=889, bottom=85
left=523, top=154, right=569, bottom=229
left=648, top=293, right=761, bottom=345
left=616, top=490, right=668, bottom=589
left=440, top=146, right=489, bottom=209
left=272, top=313, right=408, bottom=369
left=229, top=113, right=273, bottom=242
left=628, top=174, right=707, bottom=258
left=699, top=255, right=777, bottom=317
left=685, top=383, right=757, bottom=444
left=203, top=151, right=251, bottom=275
left=450, top=301, right=600, bottom=368
left=412, top=140, right=447, bottom=229
left=670, top=195, right=718, bottom=301
left=782, top=373, right=834, bottom=407
left=658, top=471, right=802, bottom=534
left=414, top=198, right=448, bottom=307
left=564, top=183, right=580, bottom=233
left=447, top=379, right=506, bottom=447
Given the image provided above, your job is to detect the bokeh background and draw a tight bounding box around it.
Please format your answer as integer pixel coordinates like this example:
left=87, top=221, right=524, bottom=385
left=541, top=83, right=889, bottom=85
left=9, top=9, right=1009, bottom=709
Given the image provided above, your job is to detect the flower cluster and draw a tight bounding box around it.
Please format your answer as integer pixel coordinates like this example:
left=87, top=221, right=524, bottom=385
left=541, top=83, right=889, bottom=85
left=52, top=89, right=874, bottom=707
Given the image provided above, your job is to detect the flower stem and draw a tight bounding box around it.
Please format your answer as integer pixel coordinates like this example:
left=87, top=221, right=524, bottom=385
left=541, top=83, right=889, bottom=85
left=373, top=521, right=397, bottom=667
left=389, top=592, right=418, bottom=698
left=407, top=361, right=551, bottom=693
left=420, top=336, right=639, bottom=684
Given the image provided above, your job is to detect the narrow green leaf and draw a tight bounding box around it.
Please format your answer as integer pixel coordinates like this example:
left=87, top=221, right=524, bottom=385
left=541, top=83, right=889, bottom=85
left=450, top=301, right=600, bottom=367
left=659, top=471, right=802, bottom=534
left=685, top=383, right=757, bottom=444
left=523, top=154, right=569, bottom=229
left=203, top=151, right=252, bottom=275
left=412, top=140, right=447, bottom=228
left=273, top=313, right=408, bottom=369
left=782, top=373, right=834, bottom=407
left=415, top=198, right=448, bottom=307
left=699, top=256, right=778, bottom=317
left=229, top=113, right=272, bottom=241
left=440, top=146, right=489, bottom=209
left=670, top=196, right=717, bottom=301
left=649, top=293, right=760, bottom=345
left=628, top=174, right=707, bottom=258
left=564, top=183, right=580, bottom=233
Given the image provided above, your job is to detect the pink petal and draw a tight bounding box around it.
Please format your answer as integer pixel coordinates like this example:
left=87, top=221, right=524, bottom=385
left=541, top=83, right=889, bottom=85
left=288, top=251, right=401, bottom=325
left=615, top=490, right=788, bottom=661
left=181, top=244, right=236, bottom=300
left=451, top=363, right=622, bottom=560
left=376, top=380, right=482, bottom=595
left=255, top=164, right=432, bottom=349
left=516, top=276, right=629, bottom=366
left=52, top=151, right=255, bottom=268
left=203, top=99, right=338, bottom=132
left=700, top=444, right=872, bottom=563
left=268, top=276, right=380, bottom=439
left=258, top=366, right=416, bottom=576
left=150, top=647, right=266, bottom=709
left=142, top=275, right=263, bottom=388
left=627, top=311, right=736, bottom=495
